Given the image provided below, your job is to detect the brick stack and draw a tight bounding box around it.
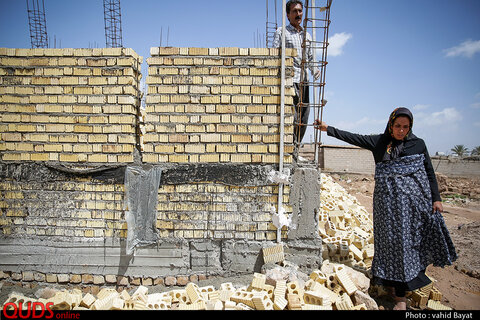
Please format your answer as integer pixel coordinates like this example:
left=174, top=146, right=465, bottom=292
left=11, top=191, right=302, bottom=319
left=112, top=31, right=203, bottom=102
left=142, top=47, right=296, bottom=164
left=0, top=47, right=142, bottom=164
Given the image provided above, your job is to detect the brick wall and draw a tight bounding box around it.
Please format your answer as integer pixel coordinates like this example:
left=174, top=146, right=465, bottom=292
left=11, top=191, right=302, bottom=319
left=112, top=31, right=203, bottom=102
left=0, top=47, right=321, bottom=282
left=319, top=145, right=375, bottom=174
left=0, top=47, right=142, bottom=164
left=142, top=47, right=296, bottom=164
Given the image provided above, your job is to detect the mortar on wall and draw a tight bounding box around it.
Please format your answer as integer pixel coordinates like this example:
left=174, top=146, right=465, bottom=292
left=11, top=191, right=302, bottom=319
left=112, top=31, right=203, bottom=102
left=0, top=47, right=323, bottom=281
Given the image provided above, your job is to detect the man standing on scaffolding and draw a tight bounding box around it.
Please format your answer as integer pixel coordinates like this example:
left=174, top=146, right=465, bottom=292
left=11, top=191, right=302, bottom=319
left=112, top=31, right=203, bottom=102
left=273, top=0, right=320, bottom=145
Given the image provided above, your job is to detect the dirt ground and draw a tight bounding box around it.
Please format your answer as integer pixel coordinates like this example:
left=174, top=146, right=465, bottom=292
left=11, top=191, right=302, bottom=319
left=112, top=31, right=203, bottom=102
left=329, top=172, right=480, bottom=310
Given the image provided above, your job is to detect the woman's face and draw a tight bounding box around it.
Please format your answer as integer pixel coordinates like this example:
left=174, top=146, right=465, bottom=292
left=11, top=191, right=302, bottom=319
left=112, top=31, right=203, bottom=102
left=391, top=116, right=411, bottom=140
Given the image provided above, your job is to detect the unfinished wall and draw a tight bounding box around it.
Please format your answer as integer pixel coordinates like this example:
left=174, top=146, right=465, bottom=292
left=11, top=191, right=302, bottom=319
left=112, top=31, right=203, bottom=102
left=142, top=46, right=295, bottom=164
left=142, top=47, right=297, bottom=243
left=0, top=47, right=322, bottom=287
left=0, top=47, right=142, bottom=164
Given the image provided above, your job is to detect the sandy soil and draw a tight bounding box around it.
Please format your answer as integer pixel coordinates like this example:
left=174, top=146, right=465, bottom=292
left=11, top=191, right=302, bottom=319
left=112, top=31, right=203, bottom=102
left=329, top=172, right=480, bottom=310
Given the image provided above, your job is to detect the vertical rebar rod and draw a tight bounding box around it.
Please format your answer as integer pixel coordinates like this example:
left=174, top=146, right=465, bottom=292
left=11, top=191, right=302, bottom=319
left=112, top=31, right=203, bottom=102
left=103, top=0, right=123, bottom=48
left=26, top=0, right=48, bottom=48
left=297, top=0, right=332, bottom=164
left=266, top=0, right=279, bottom=48
left=277, top=0, right=287, bottom=243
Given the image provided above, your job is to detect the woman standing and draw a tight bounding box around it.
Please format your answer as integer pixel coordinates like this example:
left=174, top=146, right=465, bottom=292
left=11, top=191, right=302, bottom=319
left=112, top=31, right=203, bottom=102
left=315, top=107, right=457, bottom=310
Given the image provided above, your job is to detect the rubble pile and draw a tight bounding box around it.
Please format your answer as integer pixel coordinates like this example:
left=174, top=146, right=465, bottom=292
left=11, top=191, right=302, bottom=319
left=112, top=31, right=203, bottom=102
left=436, top=173, right=480, bottom=202
left=2, top=259, right=372, bottom=311
left=319, top=173, right=374, bottom=272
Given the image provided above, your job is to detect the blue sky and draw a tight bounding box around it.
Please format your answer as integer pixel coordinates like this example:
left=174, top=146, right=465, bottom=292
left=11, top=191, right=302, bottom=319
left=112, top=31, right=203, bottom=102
left=1, top=0, right=479, bottom=154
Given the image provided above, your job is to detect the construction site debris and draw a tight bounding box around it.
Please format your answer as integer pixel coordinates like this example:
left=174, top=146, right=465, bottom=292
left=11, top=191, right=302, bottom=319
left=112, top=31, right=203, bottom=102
left=319, top=173, right=374, bottom=272
left=0, top=259, right=368, bottom=311
left=0, top=173, right=453, bottom=311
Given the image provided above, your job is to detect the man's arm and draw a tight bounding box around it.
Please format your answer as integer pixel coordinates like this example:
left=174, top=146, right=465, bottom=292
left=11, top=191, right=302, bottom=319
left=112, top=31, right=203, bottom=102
left=306, top=33, right=320, bottom=79
left=273, top=28, right=282, bottom=48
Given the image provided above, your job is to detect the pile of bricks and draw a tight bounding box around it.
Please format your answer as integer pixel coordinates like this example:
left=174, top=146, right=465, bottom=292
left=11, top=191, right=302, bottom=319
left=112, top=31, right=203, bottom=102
left=407, top=277, right=451, bottom=310
left=142, top=47, right=296, bottom=164
left=1, top=264, right=366, bottom=311
left=0, top=265, right=452, bottom=311
left=319, top=173, right=374, bottom=271
left=0, top=47, right=142, bottom=164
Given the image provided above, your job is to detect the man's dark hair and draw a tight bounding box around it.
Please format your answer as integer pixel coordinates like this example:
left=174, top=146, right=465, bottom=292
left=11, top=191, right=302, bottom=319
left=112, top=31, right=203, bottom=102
left=286, top=0, right=303, bottom=14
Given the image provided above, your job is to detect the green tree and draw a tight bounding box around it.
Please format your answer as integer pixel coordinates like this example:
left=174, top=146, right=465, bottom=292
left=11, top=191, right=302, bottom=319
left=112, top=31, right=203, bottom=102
left=451, top=145, right=469, bottom=157
left=471, top=146, right=480, bottom=156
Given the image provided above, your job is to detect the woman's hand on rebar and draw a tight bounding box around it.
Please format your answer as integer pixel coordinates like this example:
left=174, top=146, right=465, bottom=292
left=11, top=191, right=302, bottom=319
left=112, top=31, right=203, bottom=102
left=314, top=119, right=328, bottom=131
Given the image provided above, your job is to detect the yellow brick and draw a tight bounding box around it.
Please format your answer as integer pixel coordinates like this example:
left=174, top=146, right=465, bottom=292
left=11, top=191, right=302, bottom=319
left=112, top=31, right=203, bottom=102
left=2, top=153, right=21, bottom=161
left=102, top=144, right=122, bottom=153
left=73, top=144, right=92, bottom=153
left=200, top=96, right=220, bottom=104
left=169, top=154, right=189, bottom=163
left=43, top=144, right=62, bottom=152
left=174, top=57, right=194, bottom=65
left=157, top=67, right=178, bottom=75
left=201, top=115, right=221, bottom=123
left=232, top=76, right=252, bottom=85
left=73, top=68, right=91, bottom=76
left=263, top=96, right=280, bottom=104
left=249, top=48, right=270, bottom=56
left=59, top=154, right=79, bottom=162
left=30, top=153, right=49, bottom=161
left=231, top=154, right=251, bottom=163
left=188, top=48, right=209, bottom=55
left=58, top=95, right=77, bottom=104
left=15, top=124, right=36, bottom=132
left=216, top=145, right=236, bottom=153
left=185, top=125, right=205, bottom=133
left=74, top=125, right=93, bottom=133
left=247, top=105, right=267, bottom=113
left=218, top=47, right=239, bottom=56
left=88, top=154, right=108, bottom=162
left=248, top=145, right=268, bottom=153
left=232, top=135, right=252, bottom=143
left=251, top=86, right=271, bottom=95
left=1, top=114, right=21, bottom=122
left=58, top=77, right=78, bottom=85
left=199, top=154, right=219, bottom=163
left=73, top=87, right=93, bottom=95
left=184, top=144, right=205, bottom=153
left=15, top=87, right=35, bottom=95
left=58, top=57, right=77, bottom=65
left=215, top=105, right=236, bottom=113
left=216, top=124, right=236, bottom=133
left=29, top=95, right=49, bottom=103
left=43, top=67, right=64, bottom=76
left=88, top=77, right=108, bottom=85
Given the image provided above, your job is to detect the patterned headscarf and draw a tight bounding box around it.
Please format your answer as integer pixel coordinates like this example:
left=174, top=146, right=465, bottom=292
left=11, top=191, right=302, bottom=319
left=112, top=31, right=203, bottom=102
left=383, top=107, right=414, bottom=161
left=386, top=107, right=413, bottom=139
